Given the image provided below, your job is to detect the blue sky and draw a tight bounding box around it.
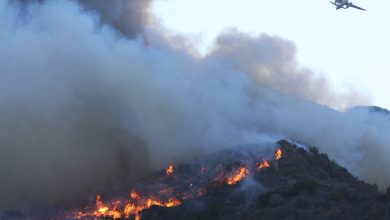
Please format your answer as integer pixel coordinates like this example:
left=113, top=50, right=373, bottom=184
left=152, top=0, right=390, bottom=109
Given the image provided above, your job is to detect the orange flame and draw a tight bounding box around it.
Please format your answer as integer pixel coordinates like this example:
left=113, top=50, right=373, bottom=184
left=275, top=148, right=282, bottom=160
left=226, top=167, right=249, bottom=185
left=83, top=195, right=122, bottom=219
left=75, top=191, right=182, bottom=220
left=166, top=165, right=174, bottom=175
left=70, top=148, right=286, bottom=219
left=257, top=160, right=270, bottom=170
left=123, top=194, right=181, bottom=219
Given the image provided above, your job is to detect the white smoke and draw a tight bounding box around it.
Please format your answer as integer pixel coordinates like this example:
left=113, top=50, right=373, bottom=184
left=0, top=0, right=389, bottom=210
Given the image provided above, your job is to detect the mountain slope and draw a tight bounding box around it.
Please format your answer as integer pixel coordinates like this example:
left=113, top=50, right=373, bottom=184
left=141, top=140, right=390, bottom=220
left=3, top=140, right=390, bottom=220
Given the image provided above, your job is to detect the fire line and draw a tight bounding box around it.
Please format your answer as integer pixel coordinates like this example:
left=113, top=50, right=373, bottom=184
left=68, top=148, right=283, bottom=220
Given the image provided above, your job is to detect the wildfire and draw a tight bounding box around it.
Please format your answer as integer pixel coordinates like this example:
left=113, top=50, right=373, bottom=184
left=257, top=160, right=270, bottom=170
left=166, top=165, right=174, bottom=175
left=226, top=167, right=249, bottom=185
left=275, top=148, right=282, bottom=160
left=95, top=196, right=121, bottom=219
left=127, top=190, right=181, bottom=218
left=69, top=148, right=284, bottom=220
left=75, top=191, right=181, bottom=220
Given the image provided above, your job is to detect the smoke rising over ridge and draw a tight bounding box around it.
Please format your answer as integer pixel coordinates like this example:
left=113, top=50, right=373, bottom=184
left=0, top=0, right=389, bottom=210
left=206, top=32, right=369, bottom=110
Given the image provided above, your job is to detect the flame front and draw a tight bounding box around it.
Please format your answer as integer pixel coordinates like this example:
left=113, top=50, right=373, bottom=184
left=70, top=148, right=284, bottom=220
left=75, top=191, right=181, bottom=220
left=226, top=167, right=249, bottom=185
left=95, top=195, right=117, bottom=217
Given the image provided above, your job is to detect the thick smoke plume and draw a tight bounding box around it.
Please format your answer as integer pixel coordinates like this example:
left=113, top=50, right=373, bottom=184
left=78, top=0, right=151, bottom=42
left=205, top=32, right=369, bottom=110
left=0, top=0, right=389, bottom=210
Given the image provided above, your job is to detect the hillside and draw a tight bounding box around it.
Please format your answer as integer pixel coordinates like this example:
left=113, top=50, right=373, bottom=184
left=141, top=140, right=389, bottom=220
left=31, top=140, right=390, bottom=220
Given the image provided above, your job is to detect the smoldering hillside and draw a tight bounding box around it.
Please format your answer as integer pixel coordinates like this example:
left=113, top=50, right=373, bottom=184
left=0, top=0, right=389, bottom=210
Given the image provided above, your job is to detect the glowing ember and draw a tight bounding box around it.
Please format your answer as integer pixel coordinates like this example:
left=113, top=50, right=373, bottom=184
left=275, top=148, right=282, bottom=160
left=257, top=160, right=270, bottom=170
left=226, top=167, right=249, bottom=185
left=166, top=165, right=174, bottom=175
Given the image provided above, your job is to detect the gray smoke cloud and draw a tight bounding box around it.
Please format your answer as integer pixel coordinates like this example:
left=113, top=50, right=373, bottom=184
left=14, top=0, right=151, bottom=38
left=0, top=0, right=389, bottom=210
left=78, top=0, right=151, bottom=42
left=205, top=31, right=369, bottom=110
